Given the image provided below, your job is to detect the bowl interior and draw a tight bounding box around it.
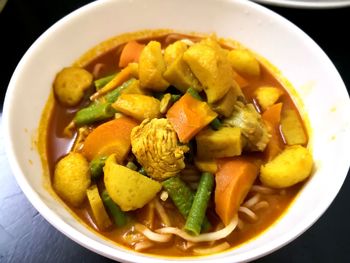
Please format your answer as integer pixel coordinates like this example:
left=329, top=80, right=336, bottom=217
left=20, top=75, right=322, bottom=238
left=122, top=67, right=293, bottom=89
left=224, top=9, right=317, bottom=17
left=3, top=0, right=350, bottom=262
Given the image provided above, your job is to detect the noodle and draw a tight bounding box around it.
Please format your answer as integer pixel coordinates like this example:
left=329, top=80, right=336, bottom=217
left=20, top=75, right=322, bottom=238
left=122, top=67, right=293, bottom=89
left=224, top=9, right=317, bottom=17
left=252, top=201, right=269, bottom=211
left=251, top=185, right=277, bottom=195
left=193, top=242, right=230, bottom=255
left=134, top=224, right=172, bottom=243
left=243, top=193, right=261, bottom=208
left=238, top=206, right=258, bottom=221
left=154, top=199, right=171, bottom=227
left=156, top=215, right=238, bottom=242
left=134, top=240, right=154, bottom=251
left=237, top=218, right=245, bottom=230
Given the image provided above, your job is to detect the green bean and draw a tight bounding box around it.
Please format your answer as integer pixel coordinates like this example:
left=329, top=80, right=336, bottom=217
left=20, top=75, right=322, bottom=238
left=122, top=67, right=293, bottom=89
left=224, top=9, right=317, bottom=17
left=187, top=87, right=203, bottom=101
left=104, top=78, right=137, bottom=103
left=171, top=94, right=181, bottom=102
left=126, top=161, right=138, bottom=171
left=138, top=167, right=147, bottom=176
left=162, top=177, right=194, bottom=218
left=101, top=190, right=127, bottom=227
left=74, top=102, right=116, bottom=127
left=89, top=156, right=107, bottom=180
left=210, top=118, right=222, bottom=130
left=162, top=176, right=211, bottom=232
left=94, top=73, right=117, bottom=90
left=184, top=172, right=214, bottom=236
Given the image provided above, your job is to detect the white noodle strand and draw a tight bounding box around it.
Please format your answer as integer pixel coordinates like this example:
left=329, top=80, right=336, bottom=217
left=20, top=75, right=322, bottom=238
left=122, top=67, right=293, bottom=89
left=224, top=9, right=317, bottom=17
left=239, top=206, right=258, bottom=221
left=156, top=215, right=238, bottom=242
left=193, top=242, right=230, bottom=255
left=243, top=193, right=261, bottom=208
left=251, top=185, right=277, bottom=195
left=134, top=241, right=154, bottom=251
left=134, top=224, right=172, bottom=243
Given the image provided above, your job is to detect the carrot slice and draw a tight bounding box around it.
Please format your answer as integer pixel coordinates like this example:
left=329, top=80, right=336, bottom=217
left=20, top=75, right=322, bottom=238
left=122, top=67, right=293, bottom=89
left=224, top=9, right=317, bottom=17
left=215, top=157, right=259, bottom=226
left=261, top=103, right=284, bottom=161
left=90, top=65, right=133, bottom=100
left=82, top=117, right=138, bottom=162
left=166, top=93, right=217, bottom=143
left=119, top=41, right=145, bottom=68
left=232, top=70, right=249, bottom=88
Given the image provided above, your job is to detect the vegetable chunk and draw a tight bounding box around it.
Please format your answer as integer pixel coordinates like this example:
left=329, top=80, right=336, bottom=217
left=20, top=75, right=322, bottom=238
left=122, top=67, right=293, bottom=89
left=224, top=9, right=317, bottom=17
left=196, top=127, right=242, bottom=159
left=53, top=152, right=91, bottom=207
left=166, top=92, right=217, bottom=143
left=119, top=41, right=145, bottom=68
left=104, top=155, right=162, bottom=211
left=228, top=49, right=260, bottom=78
left=86, top=184, right=112, bottom=230
left=183, top=40, right=233, bottom=103
left=260, top=145, right=313, bottom=188
left=82, top=117, right=138, bottom=161
left=139, top=41, right=169, bottom=91
left=54, top=67, right=92, bottom=106
left=112, top=94, right=161, bottom=121
left=281, top=109, right=307, bottom=146
left=261, top=103, right=284, bottom=161
left=215, top=157, right=259, bottom=225
left=255, top=86, right=284, bottom=111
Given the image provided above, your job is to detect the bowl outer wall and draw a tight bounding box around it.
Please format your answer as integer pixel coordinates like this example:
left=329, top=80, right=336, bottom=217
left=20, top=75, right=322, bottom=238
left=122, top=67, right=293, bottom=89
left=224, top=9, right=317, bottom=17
left=3, top=0, right=350, bottom=262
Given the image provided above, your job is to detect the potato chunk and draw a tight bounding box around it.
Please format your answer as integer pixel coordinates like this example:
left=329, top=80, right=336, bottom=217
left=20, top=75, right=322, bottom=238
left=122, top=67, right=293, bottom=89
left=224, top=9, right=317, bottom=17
left=112, top=93, right=161, bottom=121
left=281, top=109, right=307, bottom=146
left=164, top=40, right=188, bottom=66
left=139, top=41, right=169, bottom=91
left=196, top=127, right=242, bottom=159
left=260, top=145, right=313, bottom=188
left=86, top=185, right=112, bottom=230
left=53, top=152, right=91, bottom=206
left=228, top=49, right=260, bottom=78
left=211, top=86, right=238, bottom=117
left=255, top=86, right=284, bottom=111
left=104, top=154, right=162, bottom=211
left=54, top=67, right=93, bottom=106
left=183, top=40, right=233, bottom=103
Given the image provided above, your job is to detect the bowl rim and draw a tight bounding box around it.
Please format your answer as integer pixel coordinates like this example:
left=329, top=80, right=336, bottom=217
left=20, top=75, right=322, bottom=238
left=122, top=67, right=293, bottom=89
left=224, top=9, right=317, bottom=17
left=3, top=0, right=350, bottom=262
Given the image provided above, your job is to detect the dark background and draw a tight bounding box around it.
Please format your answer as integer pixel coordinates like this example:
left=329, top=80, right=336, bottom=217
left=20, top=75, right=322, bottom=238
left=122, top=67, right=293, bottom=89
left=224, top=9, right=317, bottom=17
left=0, top=0, right=349, bottom=262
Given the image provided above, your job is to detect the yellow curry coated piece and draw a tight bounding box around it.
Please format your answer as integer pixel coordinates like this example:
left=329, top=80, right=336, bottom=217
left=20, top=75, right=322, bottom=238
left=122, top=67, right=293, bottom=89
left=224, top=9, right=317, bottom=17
left=53, top=152, right=91, bottom=207
left=104, top=154, right=162, bottom=211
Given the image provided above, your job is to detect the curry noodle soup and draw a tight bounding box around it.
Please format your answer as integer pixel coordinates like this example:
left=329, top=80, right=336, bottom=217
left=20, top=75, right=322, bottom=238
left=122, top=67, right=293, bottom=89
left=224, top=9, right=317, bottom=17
left=40, top=31, right=313, bottom=257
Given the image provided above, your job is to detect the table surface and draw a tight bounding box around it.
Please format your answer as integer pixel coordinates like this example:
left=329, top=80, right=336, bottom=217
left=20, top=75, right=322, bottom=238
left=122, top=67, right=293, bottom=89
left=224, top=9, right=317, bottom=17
left=1, top=1, right=350, bottom=262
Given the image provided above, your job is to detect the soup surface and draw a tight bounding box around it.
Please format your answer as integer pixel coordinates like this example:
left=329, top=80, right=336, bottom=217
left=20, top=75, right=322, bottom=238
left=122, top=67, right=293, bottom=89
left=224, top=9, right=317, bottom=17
left=43, top=30, right=313, bottom=257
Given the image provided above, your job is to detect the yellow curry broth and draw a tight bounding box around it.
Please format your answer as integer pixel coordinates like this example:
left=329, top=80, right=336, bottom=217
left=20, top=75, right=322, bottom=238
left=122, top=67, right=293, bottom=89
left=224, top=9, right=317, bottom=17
left=38, top=30, right=308, bottom=257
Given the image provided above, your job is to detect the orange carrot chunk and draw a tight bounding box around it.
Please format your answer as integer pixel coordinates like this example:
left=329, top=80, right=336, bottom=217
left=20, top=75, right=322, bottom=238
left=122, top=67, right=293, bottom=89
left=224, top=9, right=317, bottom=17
left=215, top=157, right=259, bottom=226
left=82, top=117, right=138, bottom=162
left=119, top=41, right=145, bottom=68
left=232, top=70, right=249, bottom=89
left=261, top=103, right=284, bottom=161
left=166, top=93, right=217, bottom=143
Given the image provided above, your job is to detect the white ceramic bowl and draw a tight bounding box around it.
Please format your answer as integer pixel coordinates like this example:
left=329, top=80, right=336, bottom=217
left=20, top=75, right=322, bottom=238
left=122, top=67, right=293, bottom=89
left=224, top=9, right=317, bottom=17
left=3, top=0, right=350, bottom=262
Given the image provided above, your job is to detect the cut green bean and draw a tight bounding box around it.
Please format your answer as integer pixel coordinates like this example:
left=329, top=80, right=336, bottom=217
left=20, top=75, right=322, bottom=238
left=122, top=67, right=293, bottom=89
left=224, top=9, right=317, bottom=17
left=74, top=102, right=116, bottom=127
left=101, top=190, right=127, bottom=227
left=138, top=167, right=147, bottom=176
left=126, top=161, right=138, bottom=171
left=104, top=78, right=137, bottom=103
left=184, top=172, right=214, bottom=236
left=89, top=156, right=107, bottom=180
left=171, top=94, right=181, bottom=102
left=210, top=118, right=222, bottom=130
left=162, top=176, right=211, bottom=232
left=187, top=87, right=203, bottom=101
left=94, top=73, right=117, bottom=90
left=162, top=177, right=194, bottom=218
